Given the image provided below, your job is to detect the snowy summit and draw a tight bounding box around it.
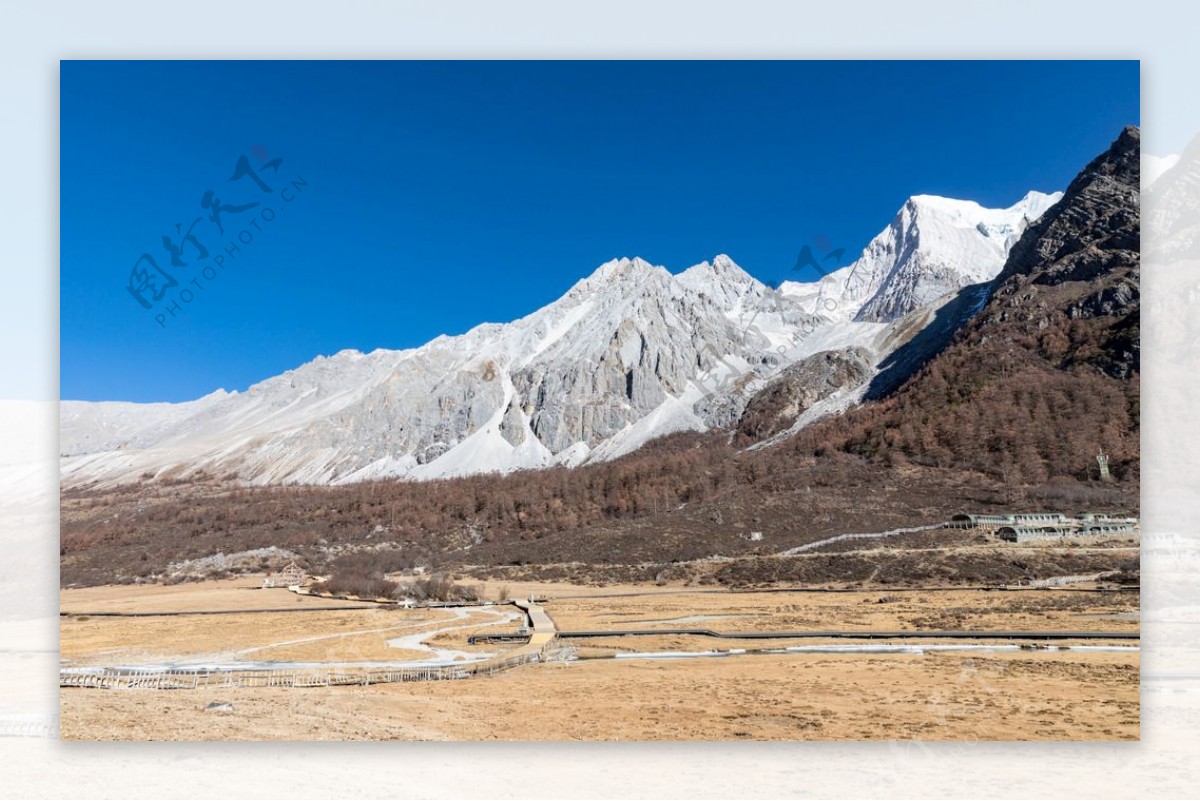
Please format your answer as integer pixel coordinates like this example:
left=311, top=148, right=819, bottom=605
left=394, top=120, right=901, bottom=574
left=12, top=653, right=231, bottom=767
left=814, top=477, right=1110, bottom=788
left=61, top=190, right=1061, bottom=488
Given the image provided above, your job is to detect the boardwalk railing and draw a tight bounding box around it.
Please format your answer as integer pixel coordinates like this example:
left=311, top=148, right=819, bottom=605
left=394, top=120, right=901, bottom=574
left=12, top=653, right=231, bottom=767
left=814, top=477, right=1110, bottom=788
left=471, top=650, right=541, bottom=677
left=63, top=600, right=561, bottom=691
left=61, top=664, right=470, bottom=690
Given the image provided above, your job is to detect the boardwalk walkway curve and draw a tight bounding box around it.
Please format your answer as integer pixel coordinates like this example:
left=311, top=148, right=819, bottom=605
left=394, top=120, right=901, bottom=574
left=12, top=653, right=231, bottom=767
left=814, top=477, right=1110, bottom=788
left=61, top=598, right=560, bottom=690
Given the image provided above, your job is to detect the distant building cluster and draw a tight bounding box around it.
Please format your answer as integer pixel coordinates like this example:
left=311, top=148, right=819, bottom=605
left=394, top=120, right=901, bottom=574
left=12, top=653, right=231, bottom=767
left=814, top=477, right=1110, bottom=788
left=945, top=512, right=1137, bottom=543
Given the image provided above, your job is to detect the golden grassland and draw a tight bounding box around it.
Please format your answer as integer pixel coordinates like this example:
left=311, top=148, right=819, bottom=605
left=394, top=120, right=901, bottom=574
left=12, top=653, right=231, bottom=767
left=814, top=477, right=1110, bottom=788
left=59, top=577, right=1139, bottom=741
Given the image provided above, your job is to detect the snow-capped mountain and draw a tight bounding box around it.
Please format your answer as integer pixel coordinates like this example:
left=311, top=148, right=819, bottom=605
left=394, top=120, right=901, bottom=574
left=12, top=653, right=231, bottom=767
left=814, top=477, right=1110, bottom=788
left=781, top=191, right=1061, bottom=322
left=60, top=190, right=1060, bottom=489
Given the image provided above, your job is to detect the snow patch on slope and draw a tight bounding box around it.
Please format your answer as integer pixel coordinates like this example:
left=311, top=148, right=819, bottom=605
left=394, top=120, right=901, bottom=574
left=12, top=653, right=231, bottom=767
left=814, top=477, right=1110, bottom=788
left=587, top=394, right=708, bottom=463
left=780, top=190, right=1061, bottom=323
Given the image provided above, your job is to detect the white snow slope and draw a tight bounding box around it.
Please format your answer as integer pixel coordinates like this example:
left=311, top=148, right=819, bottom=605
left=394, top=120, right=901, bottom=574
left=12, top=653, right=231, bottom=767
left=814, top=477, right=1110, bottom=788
left=61, top=191, right=1059, bottom=488
left=781, top=191, right=1061, bottom=323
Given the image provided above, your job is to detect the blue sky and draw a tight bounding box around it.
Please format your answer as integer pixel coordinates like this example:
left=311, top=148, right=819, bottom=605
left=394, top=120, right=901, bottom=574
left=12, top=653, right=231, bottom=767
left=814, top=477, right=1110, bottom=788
left=61, top=60, right=1139, bottom=402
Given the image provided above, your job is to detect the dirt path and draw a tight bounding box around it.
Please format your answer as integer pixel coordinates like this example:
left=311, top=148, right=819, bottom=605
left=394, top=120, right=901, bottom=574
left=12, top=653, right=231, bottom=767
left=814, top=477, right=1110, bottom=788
left=63, top=606, right=521, bottom=674
left=385, top=607, right=520, bottom=667
left=233, top=609, right=468, bottom=658
left=778, top=524, right=941, bottom=555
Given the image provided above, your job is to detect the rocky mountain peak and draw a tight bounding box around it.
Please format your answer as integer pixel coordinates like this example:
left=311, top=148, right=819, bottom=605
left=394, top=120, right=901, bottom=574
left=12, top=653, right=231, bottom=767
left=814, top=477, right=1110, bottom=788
left=1000, top=126, right=1139, bottom=286
left=784, top=189, right=1062, bottom=325
left=59, top=180, right=1072, bottom=489
left=788, top=125, right=1142, bottom=484
left=707, top=253, right=752, bottom=278
left=675, top=254, right=761, bottom=303
left=583, top=256, right=660, bottom=282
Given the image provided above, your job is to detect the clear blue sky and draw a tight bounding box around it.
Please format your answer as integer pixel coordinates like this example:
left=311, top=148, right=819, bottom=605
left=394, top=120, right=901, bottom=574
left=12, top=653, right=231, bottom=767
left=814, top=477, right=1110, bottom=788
left=61, top=60, right=1139, bottom=402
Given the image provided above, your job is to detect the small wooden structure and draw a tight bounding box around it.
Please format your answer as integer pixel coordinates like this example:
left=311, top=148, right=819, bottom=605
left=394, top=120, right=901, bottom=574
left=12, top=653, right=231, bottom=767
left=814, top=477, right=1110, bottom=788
left=263, top=561, right=308, bottom=588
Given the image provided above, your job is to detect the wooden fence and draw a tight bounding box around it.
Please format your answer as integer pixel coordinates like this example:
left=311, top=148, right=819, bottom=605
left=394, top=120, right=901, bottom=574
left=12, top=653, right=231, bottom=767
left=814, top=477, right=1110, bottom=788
left=470, top=650, right=542, bottom=677
left=61, top=664, right=470, bottom=690
left=63, top=604, right=561, bottom=691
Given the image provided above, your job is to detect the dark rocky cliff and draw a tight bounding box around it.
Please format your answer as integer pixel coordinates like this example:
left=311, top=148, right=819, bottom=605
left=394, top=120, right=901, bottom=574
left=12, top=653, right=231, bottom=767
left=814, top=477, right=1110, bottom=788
left=787, top=126, right=1142, bottom=485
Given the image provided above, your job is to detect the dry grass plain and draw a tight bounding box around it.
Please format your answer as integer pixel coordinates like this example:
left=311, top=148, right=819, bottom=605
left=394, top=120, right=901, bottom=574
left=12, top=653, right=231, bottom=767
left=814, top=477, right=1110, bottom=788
left=61, top=580, right=524, bottom=667
left=60, top=651, right=1139, bottom=741
left=546, top=586, right=1140, bottom=634
left=59, top=577, right=1139, bottom=741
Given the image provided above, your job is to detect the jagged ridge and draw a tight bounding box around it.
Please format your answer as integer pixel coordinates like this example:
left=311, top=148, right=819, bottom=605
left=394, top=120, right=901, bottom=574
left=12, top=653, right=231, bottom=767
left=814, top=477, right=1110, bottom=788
left=61, top=190, right=1062, bottom=488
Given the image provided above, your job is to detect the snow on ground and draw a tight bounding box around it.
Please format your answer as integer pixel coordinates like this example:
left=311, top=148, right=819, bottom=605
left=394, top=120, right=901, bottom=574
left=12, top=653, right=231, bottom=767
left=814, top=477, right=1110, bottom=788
left=586, top=394, right=708, bottom=463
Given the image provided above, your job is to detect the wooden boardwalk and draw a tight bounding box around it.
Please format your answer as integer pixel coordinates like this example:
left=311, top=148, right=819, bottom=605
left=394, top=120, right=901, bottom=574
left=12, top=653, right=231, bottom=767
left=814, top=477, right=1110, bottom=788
left=469, top=598, right=558, bottom=675
left=555, top=628, right=1139, bottom=641
left=61, top=599, right=560, bottom=690
left=60, top=664, right=470, bottom=690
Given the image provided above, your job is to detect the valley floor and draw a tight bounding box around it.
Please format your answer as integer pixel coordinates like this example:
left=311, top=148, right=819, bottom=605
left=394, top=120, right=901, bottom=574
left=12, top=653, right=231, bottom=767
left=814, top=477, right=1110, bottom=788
left=61, top=648, right=1138, bottom=741
left=59, top=577, right=1139, bottom=741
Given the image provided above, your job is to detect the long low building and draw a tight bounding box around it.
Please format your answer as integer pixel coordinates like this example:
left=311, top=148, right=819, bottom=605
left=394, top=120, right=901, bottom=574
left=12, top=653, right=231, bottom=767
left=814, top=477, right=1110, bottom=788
left=996, top=526, right=1072, bottom=543
left=1013, top=512, right=1068, bottom=525
left=997, top=522, right=1138, bottom=542
left=1080, top=522, right=1137, bottom=536
left=945, top=514, right=1015, bottom=530
left=946, top=512, right=1138, bottom=541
